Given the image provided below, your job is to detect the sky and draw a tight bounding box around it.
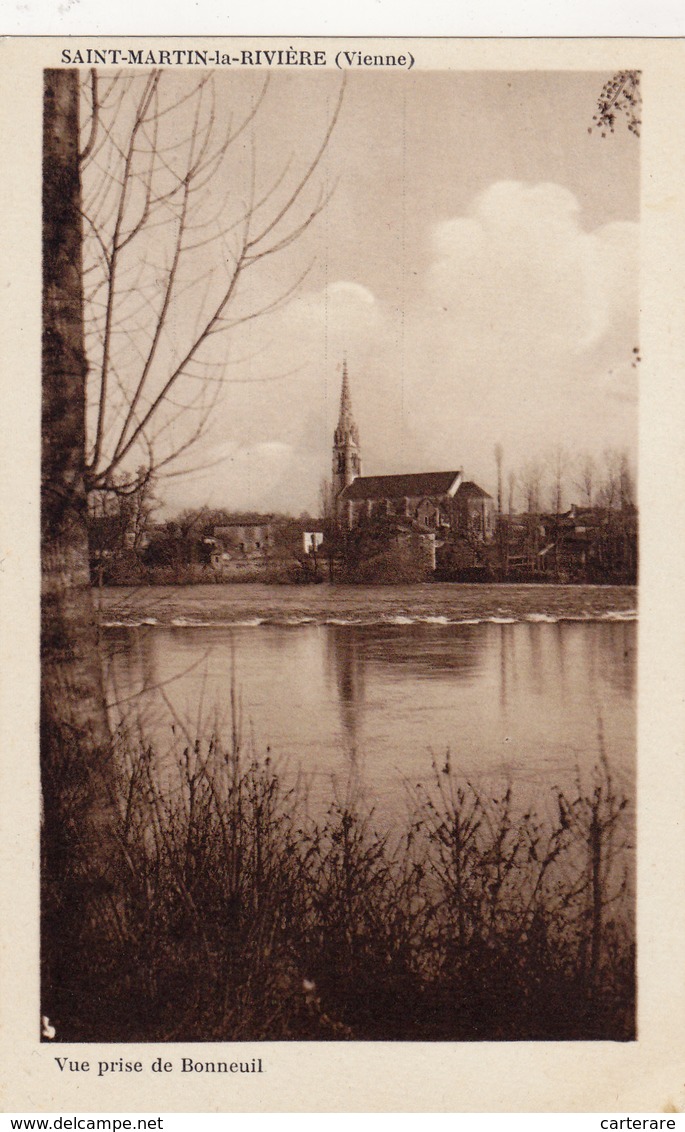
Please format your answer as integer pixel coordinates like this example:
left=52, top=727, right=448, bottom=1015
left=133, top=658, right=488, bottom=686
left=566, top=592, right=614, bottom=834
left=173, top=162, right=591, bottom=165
left=85, top=69, right=639, bottom=516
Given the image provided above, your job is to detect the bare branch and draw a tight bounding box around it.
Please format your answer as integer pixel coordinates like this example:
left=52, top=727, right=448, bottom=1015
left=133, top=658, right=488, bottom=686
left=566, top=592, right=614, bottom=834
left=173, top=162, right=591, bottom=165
left=245, top=76, right=345, bottom=254
left=211, top=259, right=315, bottom=333
left=244, top=180, right=338, bottom=266
left=82, top=70, right=344, bottom=492
left=108, top=181, right=192, bottom=466
left=90, top=71, right=161, bottom=473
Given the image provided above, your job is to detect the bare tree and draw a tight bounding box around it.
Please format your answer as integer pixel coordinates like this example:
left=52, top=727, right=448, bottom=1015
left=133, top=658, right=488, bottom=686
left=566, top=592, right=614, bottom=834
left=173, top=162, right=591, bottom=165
left=88, top=466, right=158, bottom=585
left=494, top=442, right=507, bottom=575
left=596, top=448, right=623, bottom=512
left=547, top=445, right=568, bottom=515
left=547, top=444, right=569, bottom=581
left=593, top=448, right=638, bottom=580
left=507, top=470, right=516, bottom=518
left=319, top=475, right=334, bottom=521
left=519, top=458, right=544, bottom=516
left=494, top=443, right=503, bottom=516
left=41, top=67, right=343, bottom=1036
left=575, top=453, right=597, bottom=510
left=617, top=450, right=635, bottom=511
left=518, top=459, right=545, bottom=571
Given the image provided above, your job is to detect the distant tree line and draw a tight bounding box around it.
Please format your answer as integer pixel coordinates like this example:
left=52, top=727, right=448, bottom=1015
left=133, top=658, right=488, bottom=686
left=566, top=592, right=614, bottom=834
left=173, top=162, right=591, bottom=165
left=492, top=446, right=637, bottom=584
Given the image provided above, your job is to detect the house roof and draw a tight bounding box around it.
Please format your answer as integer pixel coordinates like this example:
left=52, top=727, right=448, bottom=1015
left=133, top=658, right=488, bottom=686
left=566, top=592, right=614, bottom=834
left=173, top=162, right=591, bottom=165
left=340, top=471, right=462, bottom=502
left=456, top=481, right=493, bottom=500
left=214, top=516, right=273, bottom=532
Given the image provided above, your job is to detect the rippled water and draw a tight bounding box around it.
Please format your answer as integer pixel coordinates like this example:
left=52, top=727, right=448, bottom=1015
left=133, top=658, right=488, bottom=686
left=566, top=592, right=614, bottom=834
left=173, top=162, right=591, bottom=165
left=100, top=583, right=636, bottom=819
left=97, top=581, right=636, bottom=628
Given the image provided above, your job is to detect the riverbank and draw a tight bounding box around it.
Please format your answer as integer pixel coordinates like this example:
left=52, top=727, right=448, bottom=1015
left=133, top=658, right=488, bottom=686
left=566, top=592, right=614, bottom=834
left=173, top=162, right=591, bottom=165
left=97, top=563, right=637, bottom=587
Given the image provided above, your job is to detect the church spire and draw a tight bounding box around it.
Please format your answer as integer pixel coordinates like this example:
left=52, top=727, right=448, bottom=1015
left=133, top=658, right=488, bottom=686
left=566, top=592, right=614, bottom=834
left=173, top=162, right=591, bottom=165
left=335, top=358, right=359, bottom=446
left=332, top=359, right=361, bottom=497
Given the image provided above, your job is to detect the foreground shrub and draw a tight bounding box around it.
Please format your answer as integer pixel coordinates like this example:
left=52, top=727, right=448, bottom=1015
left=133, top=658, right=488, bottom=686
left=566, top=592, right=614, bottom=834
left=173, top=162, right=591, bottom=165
left=41, top=728, right=635, bottom=1042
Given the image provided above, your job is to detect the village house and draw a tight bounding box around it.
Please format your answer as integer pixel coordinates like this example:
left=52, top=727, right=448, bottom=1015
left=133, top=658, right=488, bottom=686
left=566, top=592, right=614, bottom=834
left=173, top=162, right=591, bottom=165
left=207, top=517, right=275, bottom=573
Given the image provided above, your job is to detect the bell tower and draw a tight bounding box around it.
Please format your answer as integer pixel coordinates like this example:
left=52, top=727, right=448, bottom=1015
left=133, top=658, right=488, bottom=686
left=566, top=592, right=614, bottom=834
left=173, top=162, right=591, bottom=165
left=332, top=360, right=361, bottom=499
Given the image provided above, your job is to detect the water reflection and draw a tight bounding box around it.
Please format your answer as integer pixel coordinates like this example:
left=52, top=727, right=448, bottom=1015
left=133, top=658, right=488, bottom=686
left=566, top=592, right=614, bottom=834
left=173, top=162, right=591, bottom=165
left=104, top=618, right=636, bottom=814
left=327, top=623, right=487, bottom=752
left=602, top=622, right=637, bottom=696
left=326, top=626, right=365, bottom=755
left=103, top=627, right=161, bottom=715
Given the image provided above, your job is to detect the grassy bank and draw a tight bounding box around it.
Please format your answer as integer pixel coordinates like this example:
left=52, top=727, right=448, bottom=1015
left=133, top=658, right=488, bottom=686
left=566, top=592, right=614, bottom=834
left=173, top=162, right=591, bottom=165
left=42, top=727, right=635, bottom=1043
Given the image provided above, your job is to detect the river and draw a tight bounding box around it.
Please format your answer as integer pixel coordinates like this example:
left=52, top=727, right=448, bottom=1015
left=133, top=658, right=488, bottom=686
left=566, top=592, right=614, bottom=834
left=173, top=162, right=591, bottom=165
left=98, top=583, right=636, bottom=820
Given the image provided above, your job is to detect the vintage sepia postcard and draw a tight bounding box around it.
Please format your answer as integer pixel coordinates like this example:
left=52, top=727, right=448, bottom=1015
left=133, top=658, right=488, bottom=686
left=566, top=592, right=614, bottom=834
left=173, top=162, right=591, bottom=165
left=1, top=36, right=684, bottom=1113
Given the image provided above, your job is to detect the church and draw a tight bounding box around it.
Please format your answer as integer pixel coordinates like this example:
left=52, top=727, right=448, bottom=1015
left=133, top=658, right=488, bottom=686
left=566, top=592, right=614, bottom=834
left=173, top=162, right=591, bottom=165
left=331, top=362, right=494, bottom=547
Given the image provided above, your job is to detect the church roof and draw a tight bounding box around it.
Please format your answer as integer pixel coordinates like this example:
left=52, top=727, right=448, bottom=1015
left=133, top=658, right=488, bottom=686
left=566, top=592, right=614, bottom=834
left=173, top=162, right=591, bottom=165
left=340, top=470, right=462, bottom=501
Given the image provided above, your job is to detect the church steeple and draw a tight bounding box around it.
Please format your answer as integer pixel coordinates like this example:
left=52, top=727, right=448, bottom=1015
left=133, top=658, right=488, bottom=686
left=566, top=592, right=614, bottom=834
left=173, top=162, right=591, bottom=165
left=332, top=359, right=361, bottom=498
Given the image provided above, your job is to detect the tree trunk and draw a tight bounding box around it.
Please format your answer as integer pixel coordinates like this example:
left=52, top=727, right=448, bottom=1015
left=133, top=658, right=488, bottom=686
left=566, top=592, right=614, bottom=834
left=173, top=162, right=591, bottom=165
left=42, top=69, right=122, bottom=1039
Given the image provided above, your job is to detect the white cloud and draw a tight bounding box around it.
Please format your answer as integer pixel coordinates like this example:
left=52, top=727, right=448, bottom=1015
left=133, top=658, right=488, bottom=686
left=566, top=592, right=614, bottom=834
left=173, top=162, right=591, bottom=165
left=425, top=181, right=637, bottom=357
left=326, top=281, right=376, bottom=305
left=402, top=181, right=639, bottom=484
left=281, top=279, right=382, bottom=356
